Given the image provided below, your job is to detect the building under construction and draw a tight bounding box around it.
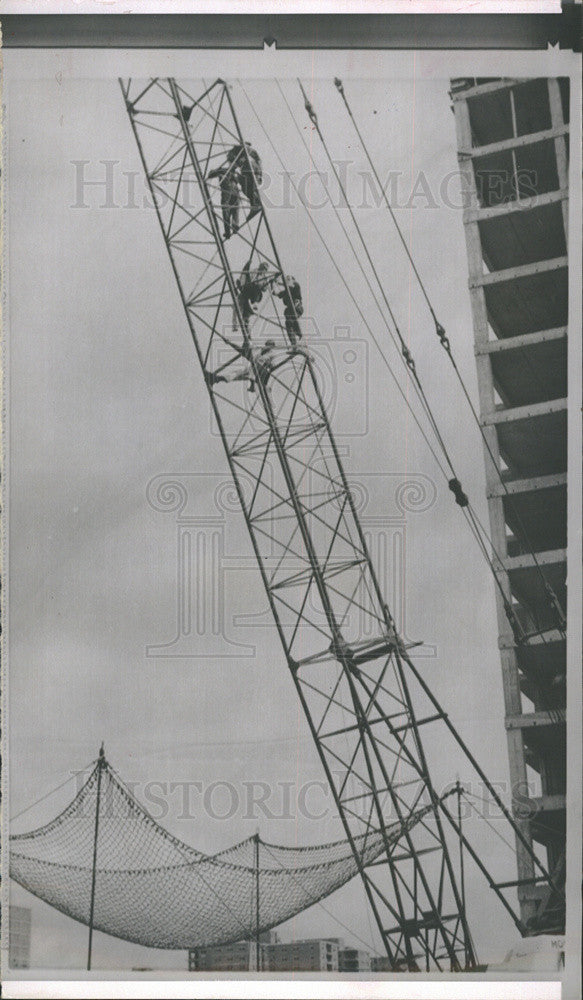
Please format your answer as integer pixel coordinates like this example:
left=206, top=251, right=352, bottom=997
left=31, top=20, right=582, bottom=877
left=451, top=77, right=568, bottom=934
left=9, top=75, right=569, bottom=972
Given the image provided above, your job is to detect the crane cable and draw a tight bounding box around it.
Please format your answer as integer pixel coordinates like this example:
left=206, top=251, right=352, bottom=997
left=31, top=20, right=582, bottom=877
left=236, top=78, right=453, bottom=485
left=295, top=77, right=479, bottom=497
left=249, top=79, right=513, bottom=628
left=9, top=765, right=93, bottom=823
left=303, top=79, right=563, bottom=716
left=240, top=77, right=559, bottom=698
left=334, top=77, right=566, bottom=638
left=277, top=78, right=553, bottom=665
left=296, top=79, right=459, bottom=486
left=236, top=80, right=509, bottom=655
left=320, top=80, right=564, bottom=716
left=334, top=77, right=443, bottom=333
left=294, top=78, right=552, bottom=652
left=273, top=77, right=456, bottom=483
left=228, top=83, right=563, bottom=892
left=279, top=80, right=511, bottom=597
left=238, top=82, right=562, bottom=858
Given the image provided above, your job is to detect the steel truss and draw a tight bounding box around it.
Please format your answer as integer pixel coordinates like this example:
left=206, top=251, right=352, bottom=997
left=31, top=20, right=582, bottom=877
left=121, top=77, right=560, bottom=970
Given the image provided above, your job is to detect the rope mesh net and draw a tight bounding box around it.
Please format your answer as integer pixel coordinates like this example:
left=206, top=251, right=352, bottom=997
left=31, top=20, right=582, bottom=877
left=10, top=757, right=432, bottom=949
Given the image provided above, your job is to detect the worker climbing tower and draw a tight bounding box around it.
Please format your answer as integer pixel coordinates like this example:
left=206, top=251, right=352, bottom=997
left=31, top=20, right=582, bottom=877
left=121, top=77, right=561, bottom=969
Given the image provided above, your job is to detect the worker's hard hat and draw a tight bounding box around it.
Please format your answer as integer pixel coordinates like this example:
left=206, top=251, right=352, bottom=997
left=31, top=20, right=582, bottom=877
left=264, top=339, right=276, bottom=348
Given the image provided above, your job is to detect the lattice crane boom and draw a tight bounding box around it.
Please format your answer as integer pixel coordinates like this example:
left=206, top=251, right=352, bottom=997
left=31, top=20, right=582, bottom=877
left=120, top=76, right=559, bottom=969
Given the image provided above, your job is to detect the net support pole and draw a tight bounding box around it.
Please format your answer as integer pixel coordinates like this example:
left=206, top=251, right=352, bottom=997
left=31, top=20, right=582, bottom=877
left=87, top=744, right=105, bottom=971
left=254, top=832, right=260, bottom=972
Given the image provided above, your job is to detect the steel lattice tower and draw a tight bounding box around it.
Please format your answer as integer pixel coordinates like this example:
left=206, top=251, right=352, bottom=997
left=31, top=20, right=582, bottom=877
left=121, top=77, right=558, bottom=970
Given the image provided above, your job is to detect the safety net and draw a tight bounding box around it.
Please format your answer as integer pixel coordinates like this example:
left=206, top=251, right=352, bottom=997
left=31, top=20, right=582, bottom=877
left=10, top=756, right=433, bottom=950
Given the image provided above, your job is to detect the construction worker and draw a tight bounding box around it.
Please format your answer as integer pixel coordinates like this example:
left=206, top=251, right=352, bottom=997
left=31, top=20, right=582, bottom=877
left=206, top=340, right=276, bottom=392
left=207, top=163, right=240, bottom=240
left=275, top=276, right=303, bottom=344
left=226, top=142, right=262, bottom=221
left=206, top=339, right=305, bottom=393
left=234, top=260, right=278, bottom=330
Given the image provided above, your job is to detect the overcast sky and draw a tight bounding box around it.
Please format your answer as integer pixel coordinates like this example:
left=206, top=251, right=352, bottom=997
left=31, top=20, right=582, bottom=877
left=4, top=51, right=532, bottom=972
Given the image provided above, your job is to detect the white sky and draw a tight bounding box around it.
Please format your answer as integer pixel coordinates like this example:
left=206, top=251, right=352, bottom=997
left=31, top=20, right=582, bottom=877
left=4, top=46, right=573, bottom=975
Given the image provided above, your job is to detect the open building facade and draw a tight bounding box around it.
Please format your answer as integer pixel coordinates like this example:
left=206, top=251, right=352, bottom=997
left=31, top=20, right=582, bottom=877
left=451, top=76, right=568, bottom=934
